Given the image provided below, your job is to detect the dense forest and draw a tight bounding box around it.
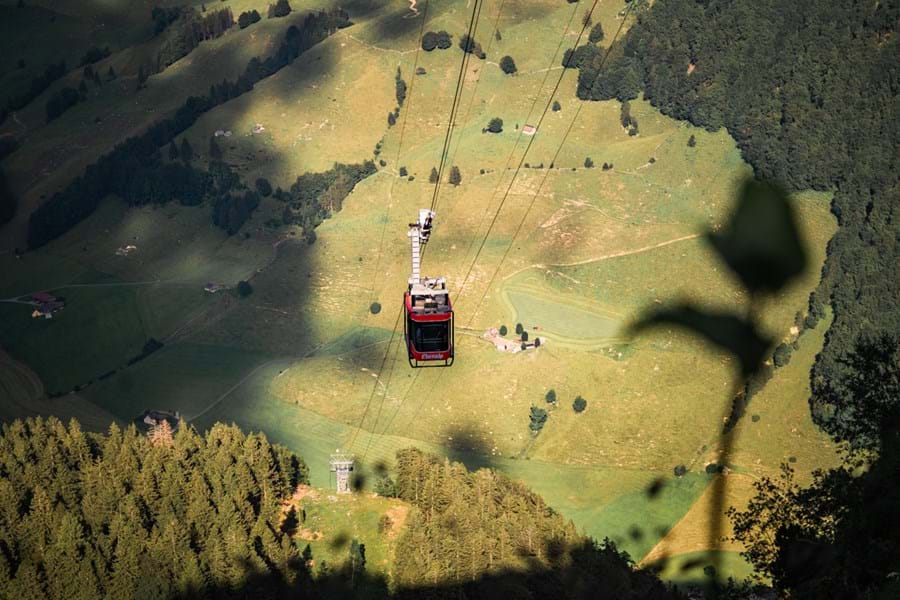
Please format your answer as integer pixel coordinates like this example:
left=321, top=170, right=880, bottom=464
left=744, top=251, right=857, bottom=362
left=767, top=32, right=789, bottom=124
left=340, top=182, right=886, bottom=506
left=576, top=0, right=899, bottom=455
left=570, top=1, right=899, bottom=595
left=0, top=418, right=307, bottom=598
left=391, top=448, right=675, bottom=599
left=27, top=9, right=352, bottom=249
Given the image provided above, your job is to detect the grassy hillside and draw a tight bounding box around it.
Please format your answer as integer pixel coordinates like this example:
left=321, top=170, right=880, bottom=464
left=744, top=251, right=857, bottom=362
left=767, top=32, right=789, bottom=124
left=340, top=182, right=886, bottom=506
left=0, top=0, right=841, bottom=585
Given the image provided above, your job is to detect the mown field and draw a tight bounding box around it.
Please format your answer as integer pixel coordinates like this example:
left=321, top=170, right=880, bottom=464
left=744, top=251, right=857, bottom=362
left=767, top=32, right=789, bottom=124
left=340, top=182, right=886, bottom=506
left=0, top=0, right=841, bottom=585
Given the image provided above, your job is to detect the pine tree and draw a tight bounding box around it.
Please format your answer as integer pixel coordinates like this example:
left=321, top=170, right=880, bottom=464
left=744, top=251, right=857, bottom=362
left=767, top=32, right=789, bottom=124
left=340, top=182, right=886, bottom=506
left=209, top=135, right=223, bottom=161
left=137, top=64, right=148, bottom=90
left=149, top=419, right=174, bottom=447
left=448, top=166, right=462, bottom=186
left=429, top=167, right=439, bottom=183
left=180, top=138, right=194, bottom=163
left=168, top=140, right=179, bottom=161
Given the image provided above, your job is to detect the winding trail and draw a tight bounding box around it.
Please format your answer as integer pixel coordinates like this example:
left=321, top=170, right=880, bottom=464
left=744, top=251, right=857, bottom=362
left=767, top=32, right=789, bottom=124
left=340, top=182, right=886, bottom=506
left=501, top=233, right=702, bottom=282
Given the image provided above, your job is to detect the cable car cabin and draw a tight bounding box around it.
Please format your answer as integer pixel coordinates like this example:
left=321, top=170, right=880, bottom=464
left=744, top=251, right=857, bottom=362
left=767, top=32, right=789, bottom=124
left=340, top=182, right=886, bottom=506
left=404, top=208, right=454, bottom=367
left=404, top=283, right=454, bottom=367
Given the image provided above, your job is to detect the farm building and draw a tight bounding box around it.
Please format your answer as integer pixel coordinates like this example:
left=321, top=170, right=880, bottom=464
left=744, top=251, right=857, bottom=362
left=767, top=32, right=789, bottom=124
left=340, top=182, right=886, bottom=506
left=139, top=409, right=181, bottom=431
left=522, top=124, right=537, bottom=136
left=30, top=292, right=65, bottom=319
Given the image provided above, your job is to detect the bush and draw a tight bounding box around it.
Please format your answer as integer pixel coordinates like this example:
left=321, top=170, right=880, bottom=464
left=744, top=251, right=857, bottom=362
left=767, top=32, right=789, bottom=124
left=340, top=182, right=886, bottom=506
left=268, top=0, right=291, bottom=18
left=545, top=389, right=557, bottom=404
left=499, top=325, right=508, bottom=336
left=429, top=167, right=439, bottom=183
left=674, top=465, right=687, bottom=477
left=79, top=46, right=111, bottom=67
left=704, top=463, right=722, bottom=475
left=499, top=55, right=517, bottom=74
left=687, top=134, right=696, bottom=147
left=529, top=406, right=549, bottom=432
left=374, top=475, right=397, bottom=497
left=521, top=331, right=529, bottom=342
left=552, top=100, right=561, bottom=112
left=573, top=396, right=587, bottom=413
left=238, top=280, right=253, bottom=297
left=589, top=22, right=605, bottom=44
left=255, top=177, right=273, bottom=197
left=399, top=166, right=408, bottom=177
left=415, top=66, right=426, bottom=75
left=238, top=10, right=261, bottom=28
left=751, top=414, right=761, bottom=422
left=487, top=117, right=503, bottom=133
left=370, top=302, right=382, bottom=314
left=584, top=157, right=594, bottom=168
left=422, top=30, right=452, bottom=51
left=448, top=166, right=461, bottom=186
left=773, top=342, right=793, bottom=367
left=459, top=34, right=485, bottom=58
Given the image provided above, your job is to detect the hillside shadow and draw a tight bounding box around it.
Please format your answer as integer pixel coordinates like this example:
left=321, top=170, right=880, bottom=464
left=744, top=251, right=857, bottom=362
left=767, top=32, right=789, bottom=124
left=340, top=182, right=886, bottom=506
left=166, top=535, right=678, bottom=600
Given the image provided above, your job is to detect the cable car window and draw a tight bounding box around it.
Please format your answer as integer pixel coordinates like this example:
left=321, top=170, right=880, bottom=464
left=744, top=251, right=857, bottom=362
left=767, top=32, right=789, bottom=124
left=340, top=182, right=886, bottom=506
left=411, top=321, right=449, bottom=352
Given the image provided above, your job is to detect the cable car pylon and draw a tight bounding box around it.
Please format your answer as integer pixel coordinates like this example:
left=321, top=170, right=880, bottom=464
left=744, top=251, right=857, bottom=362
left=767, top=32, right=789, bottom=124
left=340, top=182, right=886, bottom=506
left=403, top=209, right=454, bottom=367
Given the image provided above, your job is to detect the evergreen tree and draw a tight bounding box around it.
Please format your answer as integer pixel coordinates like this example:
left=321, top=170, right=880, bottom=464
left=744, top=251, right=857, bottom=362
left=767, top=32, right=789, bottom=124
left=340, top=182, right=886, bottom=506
left=589, top=22, right=605, bottom=43
left=687, top=134, right=697, bottom=147
left=168, top=140, right=179, bottom=161
left=180, top=138, right=194, bottom=163
left=499, top=55, right=517, bottom=75
left=552, top=100, right=562, bottom=111
left=448, top=166, right=462, bottom=186
left=429, top=167, right=439, bottom=183
left=209, top=135, right=223, bottom=161
left=487, top=117, right=503, bottom=133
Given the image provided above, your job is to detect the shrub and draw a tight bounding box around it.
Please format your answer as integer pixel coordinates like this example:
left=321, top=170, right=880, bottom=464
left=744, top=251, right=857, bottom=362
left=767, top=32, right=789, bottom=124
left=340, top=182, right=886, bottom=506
left=374, top=475, right=397, bottom=497
left=487, top=117, right=503, bottom=133
left=255, top=177, right=273, bottom=197
left=521, top=331, right=529, bottom=342
left=422, top=30, right=452, bottom=51
left=584, top=157, right=594, bottom=168
left=534, top=337, right=541, bottom=347
left=370, top=302, right=382, bottom=314
left=379, top=159, right=387, bottom=167
left=237, top=280, right=253, bottom=297
left=515, top=323, right=523, bottom=334
left=459, top=34, right=485, bottom=58
left=529, top=406, right=549, bottom=432
left=268, top=0, right=291, bottom=18
left=399, top=166, right=408, bottom=177
left=388, top=112, right=396, bottom=126
left=429, top=167, right=439, bottom=183
left=573, top=396, right=587, bottom=413
left=773, top=342, right=793, bottom=367
left=448, top=166, right=461, bottom=186
left=704, top=463, right=721, bottom=474
left=545, top=389, right=557, bottom=404
left=552, top=100, right=562, bottom=112
left=687, top=134, right=696, bottom=147
left=674, top=465, right=687, bottom=477
left=589, top=22, right=604, bottom=44
left=499, top=55, right=517, bottom=74
left=415, top=66, right=426, bottom=75
left=751, top=414, right=761, bottom=422
left=499, top=325, right=508, bottom=336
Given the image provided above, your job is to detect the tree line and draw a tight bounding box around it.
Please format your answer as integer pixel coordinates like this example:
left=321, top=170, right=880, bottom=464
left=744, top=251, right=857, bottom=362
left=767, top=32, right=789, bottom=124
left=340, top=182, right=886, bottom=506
left=391, top=448, right=674, bottom=598
left=27, top=9, right=352, bottom=249
left=574, top=0, right=900, bottom=459
left=277, top=161, right=376, bottom=237
left=0, top=418, right=307, bottom=598
left=157, top=7, right=237, bottom=71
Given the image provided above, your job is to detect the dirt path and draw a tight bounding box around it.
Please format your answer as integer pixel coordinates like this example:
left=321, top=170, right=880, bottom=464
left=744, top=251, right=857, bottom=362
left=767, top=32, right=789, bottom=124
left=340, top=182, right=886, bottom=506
left=501, top=233, right=702, bottom=282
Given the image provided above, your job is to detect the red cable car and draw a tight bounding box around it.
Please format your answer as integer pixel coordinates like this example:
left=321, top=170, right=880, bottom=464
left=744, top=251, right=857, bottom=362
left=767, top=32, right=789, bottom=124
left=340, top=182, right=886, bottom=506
left=404, top=209, right=454, bottom=367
